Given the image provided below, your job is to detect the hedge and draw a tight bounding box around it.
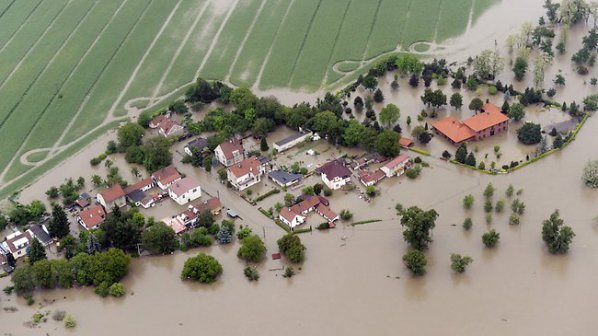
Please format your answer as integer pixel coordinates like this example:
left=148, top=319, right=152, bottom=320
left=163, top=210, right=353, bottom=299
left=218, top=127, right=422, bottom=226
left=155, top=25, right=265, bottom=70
left=351, top=219, right=382, bottom=226
left=408, top=147, right=431, bottom=156
left=253, top=188, right=280, bottom=203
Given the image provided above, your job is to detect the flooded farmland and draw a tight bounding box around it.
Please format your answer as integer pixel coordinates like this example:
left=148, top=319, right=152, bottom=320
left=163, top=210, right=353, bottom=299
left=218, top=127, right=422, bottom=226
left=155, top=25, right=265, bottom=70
left=3, top=0, right=598, bottom=335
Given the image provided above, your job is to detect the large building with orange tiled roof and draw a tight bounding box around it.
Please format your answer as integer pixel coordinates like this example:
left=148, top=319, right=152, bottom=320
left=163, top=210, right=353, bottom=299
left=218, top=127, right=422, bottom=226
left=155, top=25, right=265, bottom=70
left=432, top=103, right=509, bottom=145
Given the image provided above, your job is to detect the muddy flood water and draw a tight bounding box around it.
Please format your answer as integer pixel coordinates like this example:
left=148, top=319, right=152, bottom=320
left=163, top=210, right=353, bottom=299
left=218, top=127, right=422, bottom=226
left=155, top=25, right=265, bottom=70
left=3, top=0, right=598, bottom=335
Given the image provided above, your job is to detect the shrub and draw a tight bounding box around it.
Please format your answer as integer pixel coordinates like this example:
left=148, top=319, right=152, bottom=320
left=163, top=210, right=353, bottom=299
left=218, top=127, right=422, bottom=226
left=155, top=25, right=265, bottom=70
left=283, top=267, right=295, bottom=278
left=482, top=229, right=500, bottom=248
left=463, top=218, right=473, bottom=230
left=340, top=210, right=353, bottom=221
left=181, top=254, right=223, bottom=283
left=64, top=315, right=77, bottom=328
left=506, top=184, right=514, bottom=198
left=450, top=253, right=473, bottom=273
left=488, top=85, right=498, bottom=95
left=236, top=226, right=252, bottom=240
left=511, top=199, right=526, bottom=215
left=244, top=267, right=260, bottom=281
left=582, top=160, right=598, bottom=188
left=463, top=194, right=474, bottom=209
left=317, top=222, right=330, bottom=230
left=366, top=186, right=377, bottom=197
left=495, top=200, right=505, bottom=213
left=509, top=214, right=520, bottom=225
left=485, top=213, right=493, bottom=224
left=109, top=283, right=125, bottom=297
left=403, top=250, right=427, bottom=276
left=484, top=200, right=493, bottom=213
left=237, top=235, right=267, bottom=263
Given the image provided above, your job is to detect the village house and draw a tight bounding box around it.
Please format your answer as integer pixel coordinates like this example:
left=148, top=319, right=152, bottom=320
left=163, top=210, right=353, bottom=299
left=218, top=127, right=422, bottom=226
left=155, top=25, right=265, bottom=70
left=149, top=115, right=168, bottom=129
left=268, top=170, right=303, bottom=188
left=77, top=204, right=106, bottom=231
left=149, top=115, right=184, bottom=138
left=2, top=231, right=33, bottom=259
left=97, top=184, right=126, bottom=211
left=214, top=139, right=245, bottom=167
left=278, top=196, right=338, bottom=228
left=193, top=197, right=223, bottom=216
left=184, top=137, right=209, bottom=156
left=317, top=159, right=352, bottom=190
left=380, top=154, right=411, bottom=178
left=399, top=137, right=414, bottom=148
left=28, top=224, right=53, bottom=247
left=152, top=165, right=181, bottom=190
left=432, top=103, right=509, bottom=145
left=168, top=177, right=202, bottom=205
left=227, top=156, right=266, bottom=191
left=162, top=217, right=187, bottom=235
left=124, top=177, right=156, bottom=208
left=358, top=169, right=386, bottom=186
left=176, top=197, right=223, bottom=228
left=273, top=132, right=311, bottom=152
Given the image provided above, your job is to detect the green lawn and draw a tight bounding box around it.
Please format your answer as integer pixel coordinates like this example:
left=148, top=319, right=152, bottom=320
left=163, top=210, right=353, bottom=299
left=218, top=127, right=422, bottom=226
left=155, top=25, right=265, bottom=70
left=0, top=0, right=495, bottom=198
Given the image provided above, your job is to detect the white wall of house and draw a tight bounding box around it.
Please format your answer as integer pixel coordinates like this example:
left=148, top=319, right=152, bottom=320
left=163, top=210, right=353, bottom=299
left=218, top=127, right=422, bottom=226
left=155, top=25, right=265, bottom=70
left=279, top=214, right=305, bottom=228
left=273, top=133, right=310, bottom=152
left=381, top=162, right=408, bottom=178
left=321, top=174, right=349, bottom=190
left=96, top=194, right=126, bottom=211
left=214, top=145, right=244, bottom=167
left=169, top=187, right=202, bottom=205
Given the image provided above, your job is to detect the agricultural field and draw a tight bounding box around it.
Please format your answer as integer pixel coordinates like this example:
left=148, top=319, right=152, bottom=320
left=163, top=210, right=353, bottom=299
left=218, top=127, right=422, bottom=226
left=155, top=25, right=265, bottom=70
left=0, top=0, right=495, bottom=199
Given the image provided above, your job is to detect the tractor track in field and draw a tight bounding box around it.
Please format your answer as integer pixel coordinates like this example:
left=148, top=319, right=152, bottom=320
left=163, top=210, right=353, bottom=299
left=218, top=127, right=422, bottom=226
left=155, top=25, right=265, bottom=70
left=0, top=0, right=71, bottom=128
left=253, top=0, right=295, bottom=90
left=106, top=0, right=184, bottom=120
left=226, top=0, right=268, bottom=83
left=287, top=0, right=323, bottom=87
left=51, top=0, right=133, bottom=155
left=150, top=0, right=211, bottom=102
left=195, top=0, right=240, bottom=79
left=432, top=0, right=446, bottom=43
left=0, top=0, right=42, bottom=53
left=0, top=0, right=16, bottom=21
left=319, top=0, right=352, bottom=90
left=360, top=0, right=383, bottom=63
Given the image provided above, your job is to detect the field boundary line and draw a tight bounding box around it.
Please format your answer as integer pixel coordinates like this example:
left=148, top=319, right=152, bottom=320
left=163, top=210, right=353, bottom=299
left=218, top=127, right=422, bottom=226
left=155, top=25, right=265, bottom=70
left=0, top=0, right=42, bottom=53
left=0, top=0, right=71, bottom=94
left=0, top=0, right=103, bottom=180
left=319, top=0, right=352, bottom=89
left=253, top=0, right=295, bottom=90
left=287, top=0, right=323, bottom=86
left=0, top=0, right=75, bottom=128
left=432, top=0, right=446, bottom=43
left=51, top=0, right=133, bottom=154
left=360, top=0, right=382, bottom=62
left=0, top=0, right=16, bottom=21
left=225, top=0, right=268, bottom=82
left=466, top=0, right=476, bottom=32
left=151, top=0, right=211, bottom=101
left=195, top=0, right=241, bottom=78
left=1, top=0, right=151, bottom=181
left=106, top=0, right=184, bottom=120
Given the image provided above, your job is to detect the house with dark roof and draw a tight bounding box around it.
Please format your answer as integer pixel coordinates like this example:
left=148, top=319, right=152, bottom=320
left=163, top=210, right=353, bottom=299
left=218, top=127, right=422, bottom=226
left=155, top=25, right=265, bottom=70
left=151, top=166, right=181, bottom=190
left=27, top=224, right=53, bottom=246
left=214, top=139, right=245, bottom=167
left=316, top=159, right=352, bottom=190
left=97, top=184, right=126, bottom=211
left=268, top=170, right=302, bottom=187
left=227, top=157, right=266, bottom=190
left=77, top=204, right=106, bottom=231
left=124, top=177, right=155, bottom=208
left=432, top=103, right=509, bottom=144
left=184, top=137, right=209, bottom=156
left=273, top=132, right=311, bottom=152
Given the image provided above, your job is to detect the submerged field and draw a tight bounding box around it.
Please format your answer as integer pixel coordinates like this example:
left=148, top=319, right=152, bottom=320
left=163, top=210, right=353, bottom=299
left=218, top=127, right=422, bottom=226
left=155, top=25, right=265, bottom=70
left=0, top=0, right=494, bottom=198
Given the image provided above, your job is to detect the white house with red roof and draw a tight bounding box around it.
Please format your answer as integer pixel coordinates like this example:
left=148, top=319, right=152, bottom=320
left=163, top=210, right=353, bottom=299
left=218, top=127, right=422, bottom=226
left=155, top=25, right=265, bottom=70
left=278, top=196, right=338, bottom=228
left=215, top=139, right=245, bottom=167
left=157, top=118, right=185, bottom=138
left=227, top=156, right=266, bottom=190
left=358, top=169, right=386, bottom=186
left=149, top=115, right=168, bottom=128
left=151, top=165, right=181, bottom=190
left=380, top=154, right=411, bottom=178
left=168, top=177, right=202, bottom=205
left=279, top=207, right=306, bottom=228
left=2, top=231, right=33, bottom=259
left=317, top=159, right=352, bottom=190
left=77, top=204, right=106, bottom=231
left=97, top=184, right=126, bottom=212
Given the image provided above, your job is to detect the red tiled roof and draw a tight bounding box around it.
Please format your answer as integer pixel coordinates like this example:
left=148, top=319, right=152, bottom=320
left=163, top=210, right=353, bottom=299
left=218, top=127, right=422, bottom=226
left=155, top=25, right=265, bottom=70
left=280, top=207, right=301, bottom=223
left=4, top=231, right=32, bottom=253
left=383, top=154, right=410, bottom=170
left=149, top=115, right=168, bottom=128
left=158, top=118, right=181, bottom=134
left=193, top=197, right=222, bottom=213
left=432, top=116, right=476, bottom=144
left=462, top=103, right=509, bottom=132
left=218, top=139, right=244, bottom=160
left=291, top=196, right=320, bottom=214
left=228, top=157, right=261, bottom=178
left=78, top=204, right=106, bottom=230
left=152, top=166, right=181, bottom=185
left=99, top=184, right=125, bottom=203
left=359, top=169, right=386, bottom=184
left=169, top=177, right=200, bottom=196
left=123, top=177, right=153, bottom=195
left=399, top=137, right=414, bottom=148
left=316, top=204, right=338, bottom=221
left=317, top=160, right=351, bottom=179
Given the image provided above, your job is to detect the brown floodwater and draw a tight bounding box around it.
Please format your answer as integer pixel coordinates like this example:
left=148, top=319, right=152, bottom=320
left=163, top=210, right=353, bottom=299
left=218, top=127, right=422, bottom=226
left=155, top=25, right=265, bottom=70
left=3, top=1, right=598, bottom=335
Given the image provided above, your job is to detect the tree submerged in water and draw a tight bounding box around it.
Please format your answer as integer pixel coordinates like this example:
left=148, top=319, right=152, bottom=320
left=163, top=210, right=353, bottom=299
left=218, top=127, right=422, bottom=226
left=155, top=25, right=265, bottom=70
left=582, top=160, right=598, bottom=188
left=541, top=210, right=575, bottom=254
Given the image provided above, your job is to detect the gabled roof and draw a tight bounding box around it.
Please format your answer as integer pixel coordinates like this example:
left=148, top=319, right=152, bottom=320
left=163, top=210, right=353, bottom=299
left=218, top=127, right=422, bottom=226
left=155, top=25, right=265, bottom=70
left=186, top=137, right=208, bottom=151
left=152, top=166, right=181, bottom=185
left=158, top=118, right=182, bottom=134
left=399, top=137, right=414, bottom=148
left=432, top=116, right=476, bottom=144
left=99, top=184, right=125, bottom=203
left=317, top=160, right=351, bottom=180
left=228, top=157, right=261, bottom=178
left=315, top=204, right=338, bottom=221
left=193, top=197, right=222, bottom=214
left=359, top=169, right=386, bottom=184
left=291, top=196, right=321, bottom=214
left=4, top=231, right=32, bottom=253
left=280, top=207, right=303, bottom=223
left=268, top=170, right=302, bottom=184
left=169, top=177, right=200, bottom=196
left=462, top=103, right=509, bottom=132
left=217, top=139, right=244, bottom=160
left=162, top=217, right=186, bottom=234
left=79, top=205, right=106, bottom=230
left=274, top=132, right=308, bottom=147
left=123, top=177, right=153, bottom=195
left=383, top=154, right=410, bottom=170
left=149, top=115, right=168, bottom=128
left=28, top=224, right=52, bottom=246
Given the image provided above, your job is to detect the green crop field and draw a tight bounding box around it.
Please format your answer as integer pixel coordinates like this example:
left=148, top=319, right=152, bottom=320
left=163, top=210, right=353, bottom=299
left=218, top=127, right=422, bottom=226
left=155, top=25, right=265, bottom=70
left=0, top=0, right=496, bottom=199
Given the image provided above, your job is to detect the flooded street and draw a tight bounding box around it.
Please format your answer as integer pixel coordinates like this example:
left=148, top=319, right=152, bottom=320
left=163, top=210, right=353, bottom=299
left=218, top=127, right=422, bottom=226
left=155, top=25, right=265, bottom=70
left=3, top=0, right=598, bottom=335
